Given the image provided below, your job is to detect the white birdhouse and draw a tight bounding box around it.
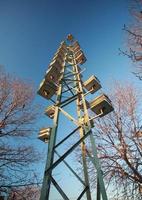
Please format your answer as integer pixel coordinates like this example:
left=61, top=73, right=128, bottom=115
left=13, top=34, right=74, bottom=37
left=75, top=54, right=87, bottom=65
left=73, top=45, right=81, bottom=53
left=37, top=79, right=57, bottom=100
left=74, top=50, right=83, bottom=58
left=45, top=65, right=62, bottom=83
left=38, top=127, right=52, bottom=142
left=83, top=75, right=101, bottom=94
left=72, top=41, right=80, bottom=51
left=53, top=54, right=65, bottom=64
left=45, top=105, right=55, bottom=119
left=90, top=94, right=114, bottom=117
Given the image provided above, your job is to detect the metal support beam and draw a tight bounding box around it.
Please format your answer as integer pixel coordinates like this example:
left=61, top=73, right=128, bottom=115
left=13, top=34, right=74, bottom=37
left=57, top=93, right=79, bottom=107
left=58, top=107, right=78, bottom=125
left=73, top=59, right=92, bottom=200
left=50, top=176, right=69, bottom=200
left=55, top=150, right=86, bottom=186
left=39, top=66, right=65, bottom=200
left=62, top=79, right=75, bottom=96
left=77, top=186, right=89, bottom=200
left=54, top=126, right=81, bottom=149
left=45, top=129, right=92, bottom=175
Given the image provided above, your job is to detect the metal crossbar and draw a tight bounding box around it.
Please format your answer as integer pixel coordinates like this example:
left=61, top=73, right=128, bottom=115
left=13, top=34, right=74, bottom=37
left=77, top=186, right=89, bottom=200
left=62, top=79, right=75, bottom=95
left=54, top=126, right=81, bottom=149
left=55, top=150, right=86, bottom=186
left=50, top=176, right=69, bottom=200
left=45, top=129, right=92, bottom=175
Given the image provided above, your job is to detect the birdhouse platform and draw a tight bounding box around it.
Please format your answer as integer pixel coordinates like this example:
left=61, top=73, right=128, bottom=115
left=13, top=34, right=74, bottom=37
left=60, top=41, right=67, bottom=50
left=45, top=105, right=55, bottom=118
left=37, top=79, right=57, bottom=100
left=90, top=94, right=114, bottom=117
left=72, top=41, right=80, bottom=51
left=53, top=53, right=65, bottom=64
left=75, top=54, right=87, bottom=65
left=74, top=50, right=84, bottom=58
left=73, top=45, right=81, bottom=53
left=38, top=127, right=52, bottom=142
left=45, top=65, right=62, bottom=83
left=83, top=75, right=101, bottom=94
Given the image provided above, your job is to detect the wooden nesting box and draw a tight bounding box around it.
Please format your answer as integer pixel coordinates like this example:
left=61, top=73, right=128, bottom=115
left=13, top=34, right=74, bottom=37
left=74, top=50, right=84, bottom=58
left=38, top=127, right=52, bottom=142
left=45, top=65, right=62, bottom=83
left=83, top=75, right=101, bottom=94
left=59, top=42, right=68, bottom=52
left=90, top=94, right=114, bottom=117
left=52, top=54, right=65, bottom=68
left=37, top=79, right=57, bottom=100
left=58, top=46, right=67, bottom=54
left=60, top=41, right=67, bottom=48
left=72, top=41, right=80, bottom=50
left=73, top=46, right=81, bottom=53
left=54, top=50, right=65, bottom=58
left=45, top=105, right=55, bottom=119
left=75, top=54, right=87, bottom=65
left=49, top=59, right=64, bottom=71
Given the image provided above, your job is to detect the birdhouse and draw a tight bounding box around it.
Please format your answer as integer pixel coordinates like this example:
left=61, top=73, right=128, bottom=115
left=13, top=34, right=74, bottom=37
left=90, top=94, right=114, bottom=117
left=55, top=49, right=66, bottom=60
left=38, top=127, right=52, bottom=142
left=59, top=42, right=68, bottom=52
left=72, top=41, right=80, bottom=50
left=45, top=105, right=55, bottom=119
left=73, top=46, right=81, bottom=53
left=49, top=59, right=64, bottom=71
left=53, top=53, right=65, bottom=64
left=75, top=54, right=87, bottom=65
left=37, top=79, right=57, bottom=100
left=74, top=50, right=84, bottom=58
left=83, top=75, right=101, bottom=94
left=45, top=65, right=62, bottom=83
left=60, top=41, right=67, bottom=48
left=58, top=46, right=67, bottom=54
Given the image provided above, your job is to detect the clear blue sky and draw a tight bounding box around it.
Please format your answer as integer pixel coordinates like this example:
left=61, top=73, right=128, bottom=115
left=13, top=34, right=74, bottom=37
left=0, top=0, right=139, bottom=199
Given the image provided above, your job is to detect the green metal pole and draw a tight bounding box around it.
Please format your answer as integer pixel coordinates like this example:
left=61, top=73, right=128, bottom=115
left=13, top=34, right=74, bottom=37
left=71, top=53, right=92, bottom=200
left=40, top=64, right=66, bottom=200
left=72, top=47, right=108, bottom=200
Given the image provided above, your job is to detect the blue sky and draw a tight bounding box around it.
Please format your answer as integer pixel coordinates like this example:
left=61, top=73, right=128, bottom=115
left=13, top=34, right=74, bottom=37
left=0, top=0, right=139, bottom=199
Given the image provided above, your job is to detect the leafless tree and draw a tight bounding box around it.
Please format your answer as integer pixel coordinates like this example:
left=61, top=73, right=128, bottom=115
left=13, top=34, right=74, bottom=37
left=7, top=185, right=40, bottom=200
left=122, top=0, right=142, bottom=79
left=93, top=83, right=142, bottom=199
left=0, top=67, right=41, bottom=196
left=76, top=83, right=142, bottom=199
